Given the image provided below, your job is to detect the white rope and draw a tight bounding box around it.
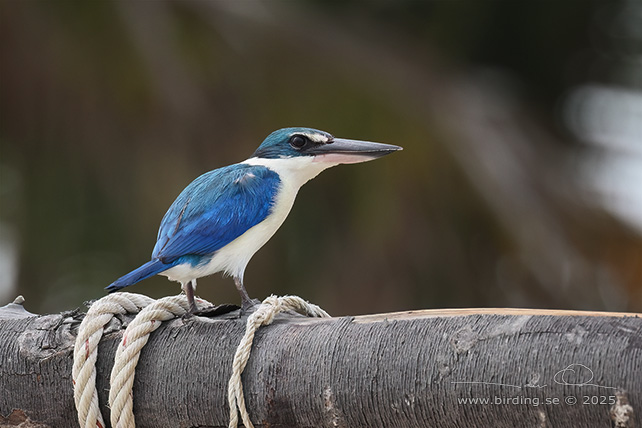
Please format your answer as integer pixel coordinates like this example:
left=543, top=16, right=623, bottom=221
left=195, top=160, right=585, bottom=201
left=73, top=292, right=328, bottom=428
left=227, top=295, right=330, bottom=428
left=108, top=294, right=212, bottom=428
left=73, top=292, right=154, bottom=428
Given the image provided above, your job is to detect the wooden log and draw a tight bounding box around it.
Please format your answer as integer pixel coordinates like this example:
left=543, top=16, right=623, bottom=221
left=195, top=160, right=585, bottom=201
left=0, top=298, right=640, bottom=428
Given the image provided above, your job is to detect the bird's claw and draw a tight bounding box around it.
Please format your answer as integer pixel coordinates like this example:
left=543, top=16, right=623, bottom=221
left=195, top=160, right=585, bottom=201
left=239, top=298, right=261, bottom=316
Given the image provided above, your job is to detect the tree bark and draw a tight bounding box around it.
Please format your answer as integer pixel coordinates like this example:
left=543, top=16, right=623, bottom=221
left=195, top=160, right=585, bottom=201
left=1, top=300, right=640, bottom=428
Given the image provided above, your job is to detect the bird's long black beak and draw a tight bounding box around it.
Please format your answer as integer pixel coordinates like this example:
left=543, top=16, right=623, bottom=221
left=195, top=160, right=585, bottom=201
left=308, top=138, right=402, bottom=164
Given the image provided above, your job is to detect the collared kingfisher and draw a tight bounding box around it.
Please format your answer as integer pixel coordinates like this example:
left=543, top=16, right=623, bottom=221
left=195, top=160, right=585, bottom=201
left=106, top=127, right=402, bottom=312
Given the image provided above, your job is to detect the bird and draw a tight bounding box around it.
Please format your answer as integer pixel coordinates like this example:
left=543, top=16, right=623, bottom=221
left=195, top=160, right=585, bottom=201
left=106, top=127, right=402, bottom=313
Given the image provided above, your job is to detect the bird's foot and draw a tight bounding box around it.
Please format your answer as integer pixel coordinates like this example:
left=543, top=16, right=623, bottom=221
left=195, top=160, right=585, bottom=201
left=239, top=298, right=261, bottom=316
left=189, top=302, right=198, bottom=315
left=179, top=300, right=199, bottom=320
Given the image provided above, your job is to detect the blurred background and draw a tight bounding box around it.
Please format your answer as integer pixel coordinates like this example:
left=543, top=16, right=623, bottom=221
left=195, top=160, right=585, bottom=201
left=1, top=0, right=641, bottom=315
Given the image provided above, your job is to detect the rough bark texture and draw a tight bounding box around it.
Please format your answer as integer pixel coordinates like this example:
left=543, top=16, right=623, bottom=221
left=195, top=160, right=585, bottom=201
left=0, top=301, right=640, bottom=428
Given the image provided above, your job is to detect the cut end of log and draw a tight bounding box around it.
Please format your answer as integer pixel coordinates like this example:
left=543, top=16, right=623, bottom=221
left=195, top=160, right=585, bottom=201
left=0, top=296, right=37, bottom=320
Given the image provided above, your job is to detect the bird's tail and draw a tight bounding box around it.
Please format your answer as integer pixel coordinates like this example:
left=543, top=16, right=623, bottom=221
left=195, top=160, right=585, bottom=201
left=105, top=259, right=172, bottom=292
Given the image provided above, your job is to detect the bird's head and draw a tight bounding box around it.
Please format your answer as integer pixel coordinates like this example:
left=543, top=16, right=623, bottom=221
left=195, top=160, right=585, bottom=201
left=251, top=127, right=402, bottom=166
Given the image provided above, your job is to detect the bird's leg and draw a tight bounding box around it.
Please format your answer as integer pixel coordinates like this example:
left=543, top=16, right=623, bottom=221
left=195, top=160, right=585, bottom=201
left=184, top=279, right=198, bottom=314
left=234, top=277, right=254, bottom=312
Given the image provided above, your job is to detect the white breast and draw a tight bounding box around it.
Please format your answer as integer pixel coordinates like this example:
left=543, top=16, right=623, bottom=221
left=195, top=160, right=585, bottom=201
left=162, top=156, right=336, bottom=285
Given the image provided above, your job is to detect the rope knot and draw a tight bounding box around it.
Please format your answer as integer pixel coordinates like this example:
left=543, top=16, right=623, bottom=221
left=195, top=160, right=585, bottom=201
left=248, top=294, right=280, bottom=326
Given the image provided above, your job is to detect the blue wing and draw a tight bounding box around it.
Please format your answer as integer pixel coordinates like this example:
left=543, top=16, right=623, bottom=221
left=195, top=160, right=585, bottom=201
left=152, top=164, right=281, bottom=263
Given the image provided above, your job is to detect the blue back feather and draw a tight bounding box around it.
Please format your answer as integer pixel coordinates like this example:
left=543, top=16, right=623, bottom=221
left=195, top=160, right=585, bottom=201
left=152, top=164, right=281, bottom=263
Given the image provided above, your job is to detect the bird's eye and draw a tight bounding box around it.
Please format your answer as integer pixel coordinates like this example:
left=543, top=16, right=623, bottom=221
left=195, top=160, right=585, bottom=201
left=289, top=135, right=307, bottom=149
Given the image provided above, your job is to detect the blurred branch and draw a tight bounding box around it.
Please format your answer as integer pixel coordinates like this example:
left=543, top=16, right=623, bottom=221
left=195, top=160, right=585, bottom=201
left=117, top=0, right=207, bottom=118
left=3, top=0, right=640, bottom=313
left=188, top=0, right=626, bottom=308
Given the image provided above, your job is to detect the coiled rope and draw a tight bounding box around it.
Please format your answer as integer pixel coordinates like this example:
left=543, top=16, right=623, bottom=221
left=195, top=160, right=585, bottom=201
left=72, top=292, right=154, bottom=428
left=227, top=295, right=330, bottom=428
left=72, top=293, right=329, bottom=428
